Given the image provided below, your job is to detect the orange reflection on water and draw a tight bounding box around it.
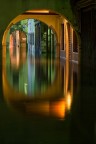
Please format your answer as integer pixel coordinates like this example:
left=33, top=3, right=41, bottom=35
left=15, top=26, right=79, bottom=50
left=26, top=102, right=50, bottom=116
left=50, top=99, right=65, bottom=119
left=26, top=98, right=66, bottom=119
left=3, top=66, right=72, bottom=120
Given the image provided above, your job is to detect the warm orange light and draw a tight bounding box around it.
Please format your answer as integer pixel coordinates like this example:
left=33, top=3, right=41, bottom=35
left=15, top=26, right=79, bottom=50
left=50, top=99, right=65, bottom=119
left=26, top=99, right=66, bottom=119
left=66, top=92, right=72, bottom=110
left=26, top=10, right=49, bottom=13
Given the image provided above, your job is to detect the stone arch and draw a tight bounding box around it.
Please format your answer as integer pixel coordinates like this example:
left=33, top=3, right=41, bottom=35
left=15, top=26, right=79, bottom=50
left=2, top=9, right=68, bottom=58
left=2, top=9, right=80, bottom=65
left=2, top=8, right=80, bottom=63
left=2, top=11, right=59, bottom=44
left=1, top=1, right=80, bottom=60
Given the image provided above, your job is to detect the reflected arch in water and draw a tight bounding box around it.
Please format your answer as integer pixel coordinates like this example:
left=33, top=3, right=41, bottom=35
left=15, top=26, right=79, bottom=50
left=2, top=44, right=74, bottom=120
left=2, top=58, right=74, bottom=120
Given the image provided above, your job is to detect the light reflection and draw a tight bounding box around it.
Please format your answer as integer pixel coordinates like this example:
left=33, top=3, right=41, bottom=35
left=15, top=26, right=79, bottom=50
left=26, top=101, right=50, bottom=116
left=2, top=56, right=78, bottom=119
left=50, top=99, right=66, bottom=119
left=66, top=92, right=72, bottom=110
left=26, top=99, right=66, bottom=119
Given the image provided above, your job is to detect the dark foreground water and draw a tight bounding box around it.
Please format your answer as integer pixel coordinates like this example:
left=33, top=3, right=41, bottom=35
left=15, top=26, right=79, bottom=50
left=0, top=51, right=96, bottom=144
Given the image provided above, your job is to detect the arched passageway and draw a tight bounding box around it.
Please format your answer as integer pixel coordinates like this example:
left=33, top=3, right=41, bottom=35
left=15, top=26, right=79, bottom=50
left=2, top=9, right=79, bottom=63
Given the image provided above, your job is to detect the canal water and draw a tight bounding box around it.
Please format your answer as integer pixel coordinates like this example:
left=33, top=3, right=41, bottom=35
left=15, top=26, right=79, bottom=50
left=1, top=47, right=96, bottom=144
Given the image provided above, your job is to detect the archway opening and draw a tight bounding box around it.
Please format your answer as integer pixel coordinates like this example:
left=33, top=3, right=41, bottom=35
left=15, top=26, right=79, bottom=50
left=2, top=9, right=80, bottom=64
